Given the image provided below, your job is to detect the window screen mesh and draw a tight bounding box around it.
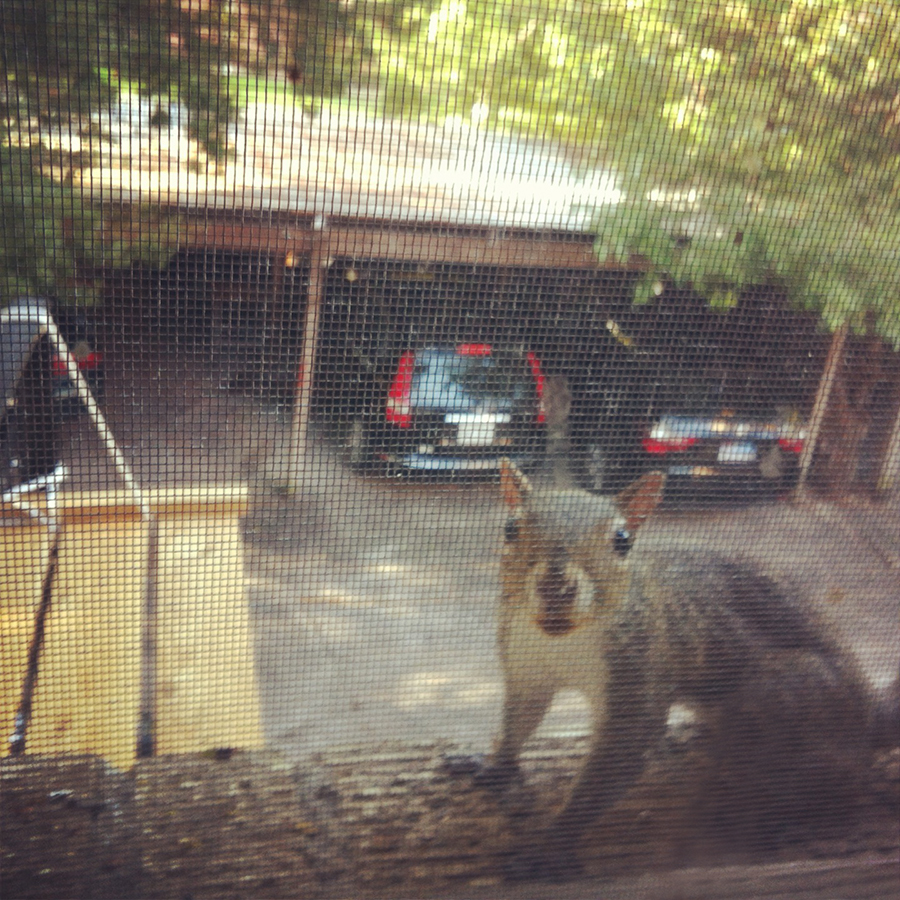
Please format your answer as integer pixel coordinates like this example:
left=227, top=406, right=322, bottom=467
left=1, top=3, right=898, bottom=898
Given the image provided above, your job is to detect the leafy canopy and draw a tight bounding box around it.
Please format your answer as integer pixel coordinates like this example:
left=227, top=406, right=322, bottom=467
left=1, top=0, right=899, bottom=341
left=360, top=0, right=900, bottom=341
left=0, top=0, right=348, bottom=302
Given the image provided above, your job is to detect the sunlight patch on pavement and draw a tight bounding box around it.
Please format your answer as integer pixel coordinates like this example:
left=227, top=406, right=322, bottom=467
left=306, top=614, right=361, bottom=644
left=392, top=672, right=502, bottom=709
left=369, top=562, right=453, bottom=589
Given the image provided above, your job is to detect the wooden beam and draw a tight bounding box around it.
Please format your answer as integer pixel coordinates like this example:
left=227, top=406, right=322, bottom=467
left=285, top=240, right=328, bottom=491
left=795, top=324, right=849, bottom=498
left=112, top=206, right=608, bottom=269
left=0, top=484, right=250, bottom=524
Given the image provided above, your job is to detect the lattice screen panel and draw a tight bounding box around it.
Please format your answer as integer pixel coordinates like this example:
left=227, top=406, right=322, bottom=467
left=1, top=3, right=898, bottom=898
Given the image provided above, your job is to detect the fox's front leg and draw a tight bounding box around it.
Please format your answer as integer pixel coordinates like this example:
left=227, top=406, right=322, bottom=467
left=554, top=696, right=665, bottom=842
left=501, top=697, right=665, bottom=881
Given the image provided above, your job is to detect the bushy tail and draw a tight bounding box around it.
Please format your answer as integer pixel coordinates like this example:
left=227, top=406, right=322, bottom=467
left=703, top=648, right=877, bottom=847
left=542, top=374, right=574, bottom=489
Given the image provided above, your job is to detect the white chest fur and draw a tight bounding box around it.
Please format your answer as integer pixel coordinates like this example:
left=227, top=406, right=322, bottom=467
left=502, top=606, right=610, bottom=705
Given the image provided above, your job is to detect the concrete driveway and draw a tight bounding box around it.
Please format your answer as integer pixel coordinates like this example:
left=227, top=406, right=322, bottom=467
left=241, top=454, right=900, bottom=761
left=54, top=349, right=899, bottom=762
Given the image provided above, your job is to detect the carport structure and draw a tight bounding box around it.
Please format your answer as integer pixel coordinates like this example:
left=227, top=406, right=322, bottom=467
left=104, top=204, right=900, bottom=495
left=98, top=110, right=633, bottom=489
left=123, top=209, right=614, bottom=487
left=86, top=102, right=900, bottom=493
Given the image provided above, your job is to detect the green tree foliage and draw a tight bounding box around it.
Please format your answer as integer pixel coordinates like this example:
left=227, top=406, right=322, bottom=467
left=1, top=0, right=238, bottom=155
left=361, top=0, right=900, bottom=341
left=0, top=0, right=356, bottom=302
left=0, top=148, right=96, bottom=301
left=0, top=0, right=229, bottom=301
left=2, top=0, right=898, bottom=339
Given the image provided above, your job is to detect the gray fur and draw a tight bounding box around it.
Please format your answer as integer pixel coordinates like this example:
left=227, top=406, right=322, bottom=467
left=488, top=463, right=881, bottom=880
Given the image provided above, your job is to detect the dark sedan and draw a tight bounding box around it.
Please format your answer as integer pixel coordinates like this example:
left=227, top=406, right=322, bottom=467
left=642, top=410, right=806, bottom=497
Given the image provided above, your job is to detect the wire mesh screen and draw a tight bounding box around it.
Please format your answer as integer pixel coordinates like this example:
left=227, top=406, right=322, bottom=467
left=1, top=3, right=899, bottom=898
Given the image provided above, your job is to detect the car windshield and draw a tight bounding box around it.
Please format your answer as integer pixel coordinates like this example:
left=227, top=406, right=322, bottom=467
left=409, top=349, right=535, bottom=413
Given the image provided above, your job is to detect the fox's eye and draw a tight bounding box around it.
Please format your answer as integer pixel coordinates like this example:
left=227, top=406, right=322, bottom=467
left=613, top=528, right=632, bottom=557
left=505, top=518, right=520, bottom=542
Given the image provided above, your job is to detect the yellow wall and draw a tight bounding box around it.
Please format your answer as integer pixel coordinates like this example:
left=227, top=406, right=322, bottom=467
left=0, top=485, right=261, bottom=770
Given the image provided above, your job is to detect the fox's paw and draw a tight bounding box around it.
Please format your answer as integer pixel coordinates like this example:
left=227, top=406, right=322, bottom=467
left=440, top=752, right=486, bottom=778
left=442, top=753, right=524, bottom=792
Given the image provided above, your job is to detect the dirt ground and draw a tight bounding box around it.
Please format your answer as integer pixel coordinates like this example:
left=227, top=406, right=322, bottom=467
left=6, top=343, right=899, bottom=898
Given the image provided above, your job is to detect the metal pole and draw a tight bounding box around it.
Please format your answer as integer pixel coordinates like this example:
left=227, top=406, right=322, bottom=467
left=4, top=466, right=66, bottom=755
left=43, top=317, right=152, bottom=520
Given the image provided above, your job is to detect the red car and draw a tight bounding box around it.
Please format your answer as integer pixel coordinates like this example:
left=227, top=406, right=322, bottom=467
left=348, top=343, right=546, bottom=473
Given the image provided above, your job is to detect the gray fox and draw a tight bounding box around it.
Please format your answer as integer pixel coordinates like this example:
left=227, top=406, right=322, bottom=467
left=482, top=459, right=887, bottom=880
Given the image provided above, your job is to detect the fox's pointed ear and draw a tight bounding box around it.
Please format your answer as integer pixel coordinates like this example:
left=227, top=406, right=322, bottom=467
left=500, top=458, right=532, bottom=511
left=616, top=471, right=665, bottom=535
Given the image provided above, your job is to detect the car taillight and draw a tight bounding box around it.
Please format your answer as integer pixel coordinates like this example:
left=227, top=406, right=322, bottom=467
left=778, top=437, right=804, bottom=454
left=526, top=351, right=545, bottom=424
left=386, top=351, right=415, bottom=427
left=77, top=351, right=102, bottom=370
left=642, top=436, right=697, bottom=454
left=52, top=350, right=102, bottom=375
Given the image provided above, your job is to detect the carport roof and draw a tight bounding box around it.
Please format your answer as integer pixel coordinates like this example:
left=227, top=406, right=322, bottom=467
left=76, top=103, right=619, bottom=234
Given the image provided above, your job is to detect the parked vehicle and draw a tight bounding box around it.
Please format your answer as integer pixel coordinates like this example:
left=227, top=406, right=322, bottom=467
left=1, top=301, right=105, bottom=491
left=642, top=408, right=806, bottom=497
left=566, top=321, right=811, bottom=499
left=50, top=308, right=105, bottom=416
left=348, top=343, right=546, bottom=473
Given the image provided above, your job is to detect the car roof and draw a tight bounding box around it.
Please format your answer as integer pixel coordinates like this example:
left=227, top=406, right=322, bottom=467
left=414, top=343, right=528, bottom=358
